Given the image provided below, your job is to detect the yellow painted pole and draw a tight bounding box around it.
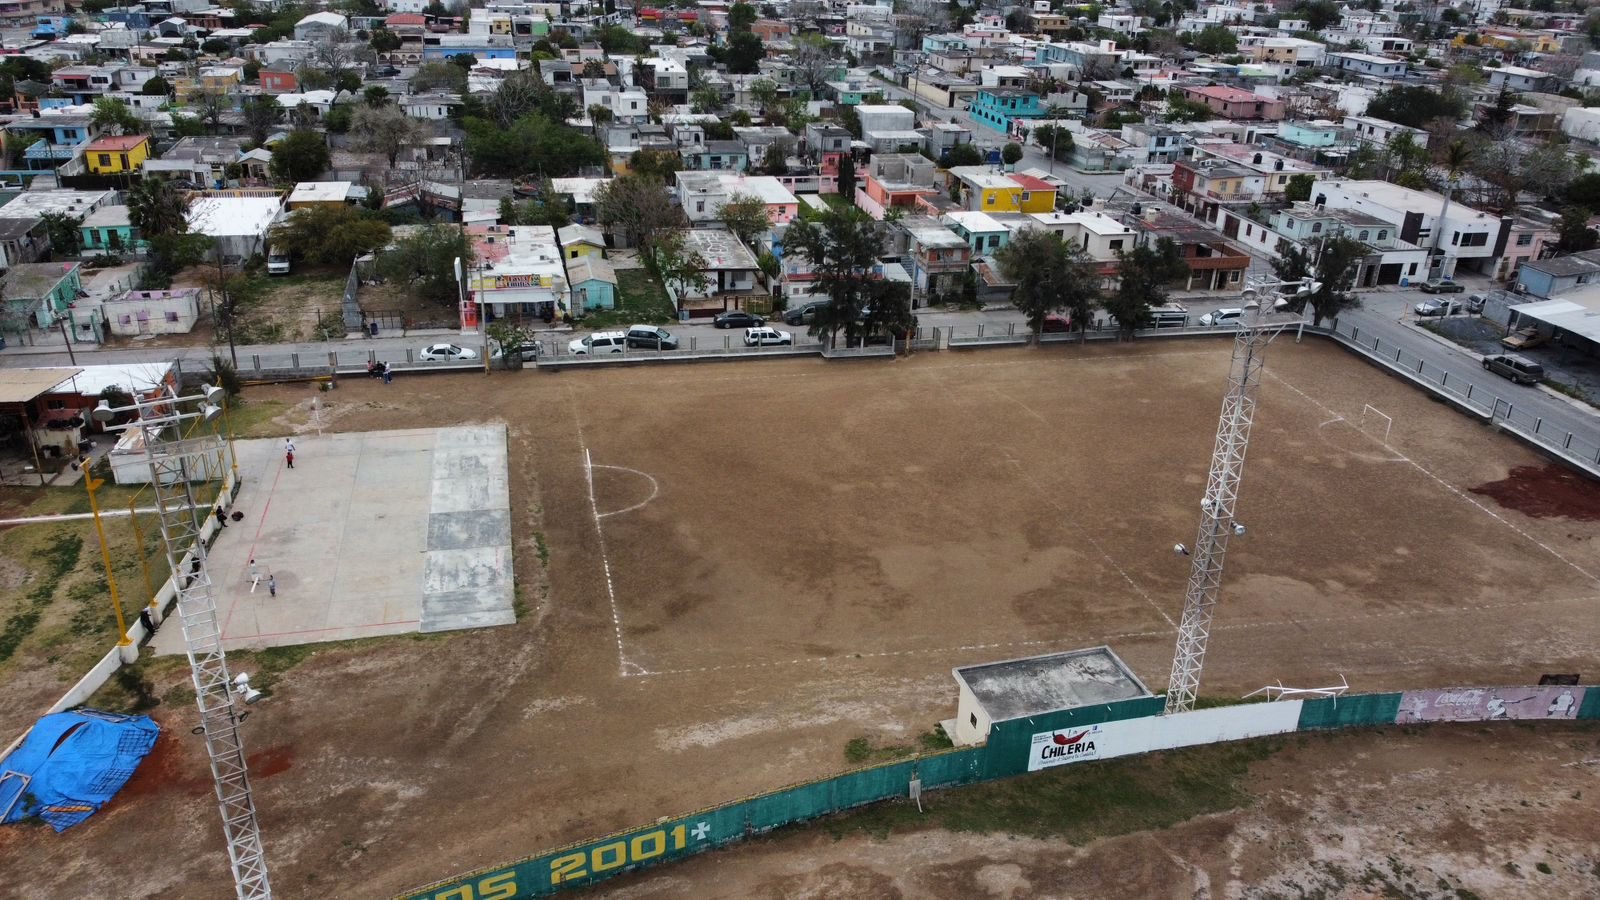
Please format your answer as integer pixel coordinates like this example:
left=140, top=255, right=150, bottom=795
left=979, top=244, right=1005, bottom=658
left=128, top=494, right=156, bottom=612
left=82, top=464, right=131, bottom=651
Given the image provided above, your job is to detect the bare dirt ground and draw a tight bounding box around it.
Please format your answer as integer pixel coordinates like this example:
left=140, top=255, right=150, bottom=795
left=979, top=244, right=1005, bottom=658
left=602, top=724, right=1600, bottom=900
left=3, top=340, right=1599, bottom=899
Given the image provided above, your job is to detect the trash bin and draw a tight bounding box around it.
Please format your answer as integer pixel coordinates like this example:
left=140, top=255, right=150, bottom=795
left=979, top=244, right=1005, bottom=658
left=369, top=321, right=379, bottom=337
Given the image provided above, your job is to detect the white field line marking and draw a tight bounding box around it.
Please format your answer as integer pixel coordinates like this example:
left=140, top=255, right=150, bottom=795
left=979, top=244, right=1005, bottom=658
left=583, top=448, right=644, bottom=677
left=592, top=465, right=660, bottom=519
left=1269, top=370, right=1600, bottom=586
left=987, top=384, right=1047, bottom=423
left=624, top=592, right=1600, bottom=679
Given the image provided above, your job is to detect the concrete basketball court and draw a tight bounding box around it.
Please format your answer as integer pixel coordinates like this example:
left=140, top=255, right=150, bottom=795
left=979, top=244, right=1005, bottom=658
left=151, top=425, right=515, bottom=655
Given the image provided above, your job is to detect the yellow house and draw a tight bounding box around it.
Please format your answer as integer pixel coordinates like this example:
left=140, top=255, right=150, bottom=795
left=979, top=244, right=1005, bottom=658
left=83, top=135, right=151, bottom=175
left=956, top=169, right=1059, bottom=214
left=557, top=224, right=607, bottom=260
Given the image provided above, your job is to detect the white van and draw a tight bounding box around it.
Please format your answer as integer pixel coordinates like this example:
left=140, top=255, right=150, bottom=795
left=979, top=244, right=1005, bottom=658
left=266, top=249, right=290, bottom=276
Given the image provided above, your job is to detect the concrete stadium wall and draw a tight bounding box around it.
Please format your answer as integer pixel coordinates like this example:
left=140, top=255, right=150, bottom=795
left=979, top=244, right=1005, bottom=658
left=399, top=686, right=1597, bottom=900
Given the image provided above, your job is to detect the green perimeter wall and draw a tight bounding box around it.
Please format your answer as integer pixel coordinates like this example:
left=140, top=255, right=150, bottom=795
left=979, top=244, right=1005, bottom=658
left=401, top=690, right=1594, bottom=900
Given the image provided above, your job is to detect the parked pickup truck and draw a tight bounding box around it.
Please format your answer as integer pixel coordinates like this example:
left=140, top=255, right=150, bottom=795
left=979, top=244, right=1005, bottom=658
left=1501, top=326, right=1547, bottom=350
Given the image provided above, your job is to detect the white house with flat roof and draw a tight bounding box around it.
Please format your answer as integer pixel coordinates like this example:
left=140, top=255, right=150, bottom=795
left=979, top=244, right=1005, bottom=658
left=186, top=194, right=283, bottom=261
left=1311, top=179, right=1509, bottom=279
left=675, top=172, right=799, bottom=228
left=948, top=646, right=1152, bottom=747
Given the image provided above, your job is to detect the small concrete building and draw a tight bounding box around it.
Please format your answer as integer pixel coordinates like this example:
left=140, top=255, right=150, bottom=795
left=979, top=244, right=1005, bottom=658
left=102, top=288, right=201, bottom=337
left=948, top=646, right=1152, bottom=747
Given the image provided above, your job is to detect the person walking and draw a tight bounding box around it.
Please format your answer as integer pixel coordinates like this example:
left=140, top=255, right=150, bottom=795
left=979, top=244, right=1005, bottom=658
left=215, top=505, right=228, bottom=528
left=267, top=574, right=277, bottom=597
left=285, top=437, right=296, bottom=469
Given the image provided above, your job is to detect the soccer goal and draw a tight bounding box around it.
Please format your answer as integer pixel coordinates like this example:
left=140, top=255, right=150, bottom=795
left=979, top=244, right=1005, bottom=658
left=1361, top=404, right=1394, bottom=444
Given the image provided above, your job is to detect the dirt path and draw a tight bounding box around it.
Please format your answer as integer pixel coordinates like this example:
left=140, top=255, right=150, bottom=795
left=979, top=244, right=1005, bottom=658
left=601, top=724, right=1600, bottom=899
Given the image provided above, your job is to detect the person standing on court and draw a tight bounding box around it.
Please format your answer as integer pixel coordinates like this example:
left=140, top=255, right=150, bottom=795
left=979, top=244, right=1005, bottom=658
left=268, top=574, right=277, bottom=597
left=285, top=437, right=295, bottom=469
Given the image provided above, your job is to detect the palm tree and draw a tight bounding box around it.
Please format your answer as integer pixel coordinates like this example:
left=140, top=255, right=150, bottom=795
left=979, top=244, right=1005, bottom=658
left=126, top=177, right=190, bottom=239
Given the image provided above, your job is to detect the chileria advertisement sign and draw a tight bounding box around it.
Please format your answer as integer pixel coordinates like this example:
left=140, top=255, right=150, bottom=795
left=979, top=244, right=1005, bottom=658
left=1027, top=724, right=1106, bottom=771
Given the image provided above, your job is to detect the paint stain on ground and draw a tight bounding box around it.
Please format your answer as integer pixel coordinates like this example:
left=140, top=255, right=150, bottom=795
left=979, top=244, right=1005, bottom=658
left=249, top=744, right=294, bottom=778
left=1470, top=465, right=1600, bottom=520
left=113, top=728, right=209, bottom=800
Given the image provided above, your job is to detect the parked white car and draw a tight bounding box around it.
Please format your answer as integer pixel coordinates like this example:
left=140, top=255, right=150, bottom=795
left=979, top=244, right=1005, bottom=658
left=567, top=331, right=627, bottom=354
left=744, top=327, right=793, bottom=346
left=419, top=343, right=478, bottom=361
left=1199, top=308, right=1244, bottom=327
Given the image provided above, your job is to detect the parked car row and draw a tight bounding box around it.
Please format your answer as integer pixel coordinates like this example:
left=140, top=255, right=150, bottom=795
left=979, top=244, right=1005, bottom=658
left=560, top=323, right=794, bottom=354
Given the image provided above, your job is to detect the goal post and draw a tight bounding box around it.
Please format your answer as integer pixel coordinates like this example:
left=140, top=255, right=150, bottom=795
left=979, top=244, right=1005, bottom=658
left=1360, top=405, right=1393, bottom=444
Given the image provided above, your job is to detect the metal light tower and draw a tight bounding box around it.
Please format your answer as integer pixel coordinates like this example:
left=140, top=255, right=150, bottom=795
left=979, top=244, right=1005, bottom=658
left=93, top=385, right=273, bottom=900
left=1164, top=276, right=1316, bottom=716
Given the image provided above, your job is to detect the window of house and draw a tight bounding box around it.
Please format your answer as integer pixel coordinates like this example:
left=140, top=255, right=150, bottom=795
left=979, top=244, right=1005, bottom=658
left=165, top=311, right=179, bottom=322
left=1462, top=232, right=1487, bottom=247
left=1109, top=238, right=1123, bottom=251
left=695, top=201, right=704, bottom=212
left=969, top=713, right=977, bottom=729
left=118, top=314, right=132, bottom=324
left=1516, top=233, right=1534, bottom=246
left=1019, top=191, right=1030, bottom=202
left=1245, top=224, right=1253, bottom=236
left=1358, top=231, right=1369, bottom=241
left=1451, top=231, right=1460, bottom=245
left=1311, top=222, right=1322, bottom=233
left=1377, top=230, right=1387, bottom=241
left=1407, top=263, right=1417, bottom=275
left=98, top=154, right=111, bottom=167
left=985, top=194, right=995, bottom=205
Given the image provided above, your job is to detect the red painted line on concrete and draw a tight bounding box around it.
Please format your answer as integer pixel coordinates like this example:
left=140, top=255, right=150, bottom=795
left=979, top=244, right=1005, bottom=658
left=220, top=459, right=287, bottom=639
left=227, top=619, right=421, bottom=640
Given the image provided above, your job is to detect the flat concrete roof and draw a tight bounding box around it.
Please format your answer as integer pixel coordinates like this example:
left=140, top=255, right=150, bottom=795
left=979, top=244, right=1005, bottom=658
left=0, top=367, right=81, bottom=404
left=955, top=646, right=1152, bottom=722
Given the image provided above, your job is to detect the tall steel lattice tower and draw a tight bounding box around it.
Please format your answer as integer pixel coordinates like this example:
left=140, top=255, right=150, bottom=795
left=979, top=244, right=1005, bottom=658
left=1164, top=279, right=1311, bottom=716
left=96, top=386, right=272, bottom=899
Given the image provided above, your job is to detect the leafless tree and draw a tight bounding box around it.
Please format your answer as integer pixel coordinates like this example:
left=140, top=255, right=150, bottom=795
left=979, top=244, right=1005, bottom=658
left=311, top=28, right=357, bottom=75
left=351, top=104, right=429, bottom=168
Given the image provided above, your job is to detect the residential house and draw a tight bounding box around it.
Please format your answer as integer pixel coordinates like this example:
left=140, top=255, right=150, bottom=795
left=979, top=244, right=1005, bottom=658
left=667, top=227, right=765, bottom=317
left=565, top=256, right=618, bottom=312
left=0, top=217, right=47, bottom=267
left=856, top=103, right=918, bottom=149
left=948, top=167, right=1059, bottom=214
left=732, top=126, right=796, bottom=170
left=856, top=153, right=942, bottom=220
left=1310, top=179, right=1511, bottom=280
left=924, top=122, right=975, bottom=162
left=294, top=12, right=349, bottom=41
left=638, top=58, right=690, bottom=104
left=466, top=224, right=570, bottom=324
left=682, top=140, right=749, bottom=173
left=557, top=223, right=606, bottom=260
left=1128, top=209, right=1250, bottom=291
left=902, top=218, right=971, bottom=302
left=676, top=172, right=798, bottom=227
left=0, top=189, right=114, bottom=225
left=79, top=206, right=140, bottom=253
left=1179, top=86, right=1285, bottom=121
left=101, top=288, right=201, bottom=336
left=1510, top=245, right=1600, bottom=298
left=286, top=181, right=357, bottom=209
left=943, top=210, right=1011, bottom=257
left=1250, top=37, right=1325, bottom=70
left=82, top=134, right=151, bottom=176
left=805, top=123, right=852, bottom=176
left=258, top=70, right=300, bottom=94
left=906, top=71, right=979, bottom=109
left=185, top=192, right=282, bottom=262
left=1325, top=52, right=1407, bottom=80
left=2, top=261, right=82, bottom=329
left=1487, top=65, right=1558, bottom=94
left=1120, top=123, right=1187, bottom=164
left=968, top=87, right=1044, bottom=134
left=1343, top=114, right=1428, bottom=149
left=6, top=112, right=93, bottom=171
left=1218, top=202, right=1429, bottom=288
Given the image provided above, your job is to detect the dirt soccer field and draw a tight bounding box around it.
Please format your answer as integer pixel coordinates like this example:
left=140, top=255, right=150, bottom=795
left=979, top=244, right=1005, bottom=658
left=3, top=338, right=1599, bottom=898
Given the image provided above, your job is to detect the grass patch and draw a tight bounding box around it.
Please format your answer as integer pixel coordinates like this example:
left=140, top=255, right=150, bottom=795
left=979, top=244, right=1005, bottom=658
left=578, top=269, right=676, bottom=329
left=845, top=728, right=950, bottom=764
left=234, top=643, right=318, bottom=694
left=1541, top=377, right=1600, bottom=410
left=222, top=398, right=291, bottom=439
left=821, top=736, right=1284, bottom=843
left=533, top=531, right=550, bottom=568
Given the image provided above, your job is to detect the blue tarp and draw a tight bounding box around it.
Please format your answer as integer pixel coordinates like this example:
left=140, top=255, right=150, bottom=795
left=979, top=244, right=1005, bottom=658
left=0, top=709, right=160, bottom=832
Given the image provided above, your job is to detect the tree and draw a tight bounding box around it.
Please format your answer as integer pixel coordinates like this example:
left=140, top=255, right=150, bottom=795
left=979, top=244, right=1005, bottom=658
left=269, top=206, right=392, bottom=265
left=241, top=94, right=281, bottom=146
left=311, top=28, right=357, bottom=77
left=1366, top=85, right=1465, bottom=129
left=789, top=33, right=840, bottom=96
left=587, top=103, right=614, bottom=129
left=1104, top=238, right=1187, bottom=340
left=729, top=1, right=757, bottom=31
left=1554, top=207, right=1600, bottom=254
left=269, top=129, right=331, bottom=182
left=1001, top=142, right=1024, bottom=166
left=651, top=230, right=711, bottom=308
left=485, top=72, right=550, bottom=127
left=1271, top=239, right=1313, bottom=286
left=722, top=31, right=765, bottom=74
left=364, top=85, right=390, bottom=107
left=486, top=320, right=538, bottom=370
left=140, top=76, right=171, bottom=96
left=1284, top=173, right=1315, bottom=203
left=594, top=174, right=682, bottom=248
left=1192, top=25, right=1239, bottom=55
left=943, top=143, right=983, bottom=167
left=630, top=149, right=682, bottom=184
left=375, top=224, right=474, bottom=307
left=1566, top=173, right=1600, bottom=211
left=1033, top=125, right=1074, bottom=162
left=127, top=177, right=190, bottom=239
left=412, top=61, right=467, bottom=94
left=996, top=228, right=1101, bottom=339
left=784, top=205, right=884, bottom=346
left=351, top=103, right=424, bottom=168
left=837, top=155, right=857, bottom=198
left=718, top=193, right=771, bottom=246
left=691, top=83, right=721, bottom=114
left=91, top=97, right=142, bottom=135
left=461, top=113, right=603, bottom=177
left=1478, top=88, right=1518, bottom=133
left=1293, top=0, right=1343, bottom=32
left=760, top=141, right=788, bottom=175
left=370, top=28, right=400, bottom=52
left=41, top=212, right=82, bottom=257
left=1292, top=235, right=1366, bottom=325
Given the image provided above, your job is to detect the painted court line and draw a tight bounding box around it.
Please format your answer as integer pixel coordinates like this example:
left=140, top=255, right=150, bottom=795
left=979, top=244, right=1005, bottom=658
left=1268, top=370, right=1600, bottom=586
left=592, top=465, right=660, bottom=519
left=583, top=447, right=641, bottom=677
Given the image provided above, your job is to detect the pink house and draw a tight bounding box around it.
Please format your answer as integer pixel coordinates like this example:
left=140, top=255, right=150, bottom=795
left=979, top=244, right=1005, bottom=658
left=1181, top=86, right=1285, bottom=121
